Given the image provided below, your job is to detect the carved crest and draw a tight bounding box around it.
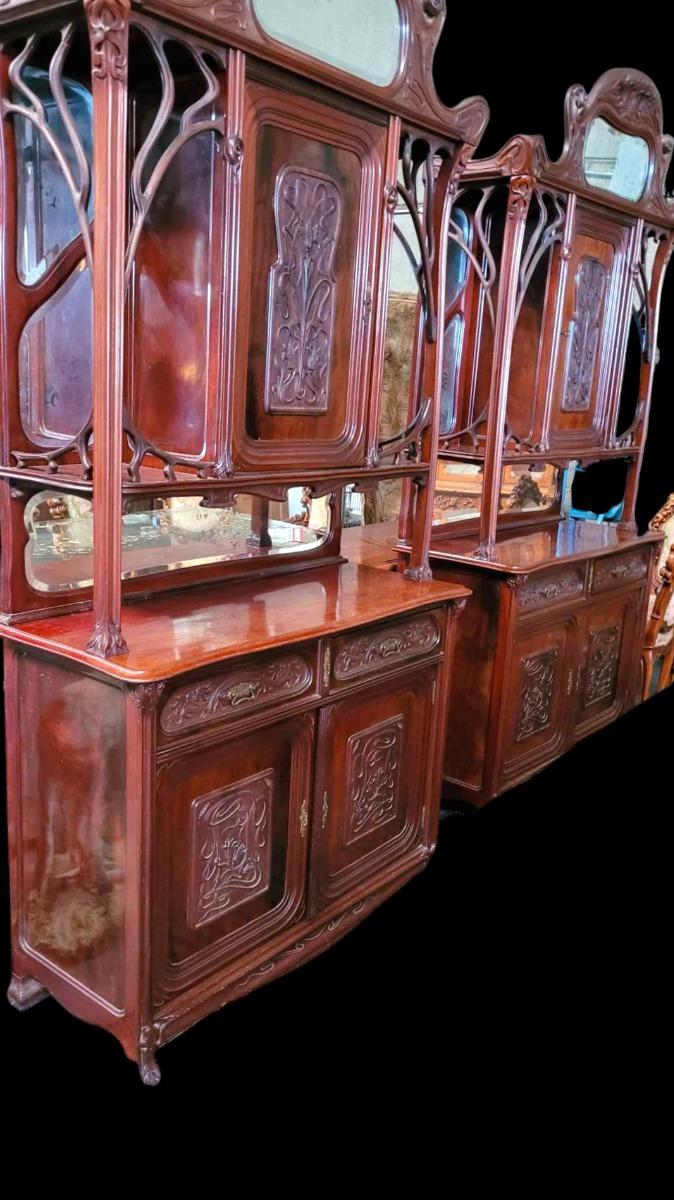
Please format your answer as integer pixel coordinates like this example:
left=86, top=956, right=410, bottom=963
left=84, top=0, right=130, bottom=83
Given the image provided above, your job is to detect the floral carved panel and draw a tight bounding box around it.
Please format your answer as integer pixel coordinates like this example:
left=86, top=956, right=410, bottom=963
left=161, top=653, right=313, bottom=734
left=345, top=716, right=404, bottom=843
left=333, top=614, right=441, bottom=682
left=562, top=256, right=607, bottom=412
left=583, top=626, right=620, bottom=706
left=516, top=649, right=558, bottom=741
left=188, top=770, right=273, bottom=929
left=265, top=166, right=341, bottom=414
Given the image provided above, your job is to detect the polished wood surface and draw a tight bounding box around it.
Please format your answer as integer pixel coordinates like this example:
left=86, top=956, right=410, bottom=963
left=0, top=562, right=468, bottom=682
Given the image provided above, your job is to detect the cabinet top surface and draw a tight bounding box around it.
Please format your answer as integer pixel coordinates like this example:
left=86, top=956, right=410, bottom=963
left=423, top=519, right=661, bottom=575
left=0, top=563, right=468, bottom=683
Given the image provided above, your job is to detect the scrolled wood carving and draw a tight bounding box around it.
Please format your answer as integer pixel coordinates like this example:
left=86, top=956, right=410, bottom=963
left=234, top=900, right=369, bottom=993
left=161, top=654, right=312, bottom=733
left=333, top=614, right=440, bottom=680
left=84, top=0, right=131, bottom=83
left=517, top=570, right=584, bottom=609
left=517, top=649, right=558, bottom=741
left=189, top=771, right=272, bottom=928
left=592, top=553, right=648, bottom=590
left=562, top=256, right=607, bottom=412
left=346, top=716, right=403, bottom=842
left=584, top=626, right=620, bottom=705
left=265, top=166, right=341, bottom=414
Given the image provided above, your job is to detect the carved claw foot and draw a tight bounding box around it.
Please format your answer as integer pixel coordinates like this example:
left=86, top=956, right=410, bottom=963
left=7, top=973, right=49, bottom=1012
left=139, top=1027, right=161, bottom=1086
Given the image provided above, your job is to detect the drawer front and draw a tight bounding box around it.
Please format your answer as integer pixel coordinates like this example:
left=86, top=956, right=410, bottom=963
left=328, top=611, right=443, bottom=687
left=515, top=566, right=586, bottom=614
left=590, top=551, right=650, bottom=595
left=160, top=648, right=316, bottom=736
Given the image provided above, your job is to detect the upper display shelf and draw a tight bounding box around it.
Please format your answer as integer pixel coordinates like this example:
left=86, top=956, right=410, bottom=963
left=0, top=0, right=490, bottom=145
left=463, top=68, right=674, bottom=226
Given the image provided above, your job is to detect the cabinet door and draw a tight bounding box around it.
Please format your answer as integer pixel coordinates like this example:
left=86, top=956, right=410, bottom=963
left=310, top=670, right=436, bottom=911
left=152, top=713, right=314, bottom=1007
left=500, top=617, right=577, bottom=787
left=546, top=204, right=633, bottom=453
left=232, top=77, right=385, bottom=472
left=572, top=592, right=639, bottom=738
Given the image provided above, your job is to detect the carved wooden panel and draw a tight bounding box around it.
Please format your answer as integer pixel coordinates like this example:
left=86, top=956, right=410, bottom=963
left=516, top=568, right=585, bottom=612
left=161, top=652, right=313, bottom=734
left=331, top=613, right=441, bottom=683
left=562, top=256, right=607, bottom=412
left=345, top=715, right=403, bottom=843
left=517, top=649, right=558, bottom=741
left=590, top=552, right=649, bottom=594
left=265, top=166, right=341, bottom=414
left=188, top=771, right=272, bottom=929
left=583, top=625, right=620, bottom=706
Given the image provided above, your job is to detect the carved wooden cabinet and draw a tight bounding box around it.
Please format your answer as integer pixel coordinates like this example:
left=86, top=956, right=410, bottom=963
left=0, top=2, right=482, bottom=1081
left=396, top=67, right=673, bottom=805
left=435, top=532, right=658, bottom=805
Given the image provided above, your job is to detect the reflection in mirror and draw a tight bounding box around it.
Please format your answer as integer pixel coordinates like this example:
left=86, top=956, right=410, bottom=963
left=440, top=208, right=470, bottom=434
left=25, top=490, right=332, bottom=593
left=19, top=261, right=92, bottom=446
left=252, top=0, right=401, bottom=86
left=14, top=67, right=93, bottom=285
left=433, top=462, right=559, bottom=525
left=583, top=117, right=649, bottom=201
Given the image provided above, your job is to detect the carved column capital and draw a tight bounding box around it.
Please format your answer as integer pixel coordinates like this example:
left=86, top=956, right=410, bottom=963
left=384, top=183, right=398, bottom=213
left=87, top=618, right=128, bottom=658
left=129, top=681, right=166, bottom=713
left=403, top=562, right=434, bottom=583
left=505, top=574, right=530, bottom=592
left=84, top=1, right=131, bottom=83
left=447, top=597, right=468, bottom=621
left=507, top=175, right=534, bottom=222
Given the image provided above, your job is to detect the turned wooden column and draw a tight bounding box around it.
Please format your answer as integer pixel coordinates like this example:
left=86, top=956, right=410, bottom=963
left=474, top=175, right=533, bottom=559
left=85, top=0, right=130, bottom=657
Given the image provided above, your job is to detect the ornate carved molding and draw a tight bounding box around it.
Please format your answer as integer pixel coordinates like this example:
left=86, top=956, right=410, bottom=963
left=517, top=649, right=558, bottom=741
left=333, top=615, right=440, bottom=681
left=650, top=493, right=674, bottom=532
left=86, top=617, right=128, bottom=658
left=84, top=0, right=131, bottom=84
left=161, top=654, right=313, bottom=734
left=188, top=771, right=272, bottom=928
left=234, top=900, right=369, bottom=993
left=265, top=166, right=341, bottom=414
left=346, top=716, right=403, bottom=843
left=592, top=553, right=649, bottom=591
left=516, top=570, right=585, bottom=609
left=447, top=597, right=468, bottom=621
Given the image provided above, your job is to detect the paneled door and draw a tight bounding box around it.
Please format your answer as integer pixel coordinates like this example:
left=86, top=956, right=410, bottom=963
left=232, top=76, right=386, bottom=471
left=310, top=670, right=436, bottom=912
left=546, top=203, right=634, bottom=454
left=500, top=615, right=577, bottom=787
left=152, top=713, right=314, bottom=1008
left=571, top=592, right=640, bottom=738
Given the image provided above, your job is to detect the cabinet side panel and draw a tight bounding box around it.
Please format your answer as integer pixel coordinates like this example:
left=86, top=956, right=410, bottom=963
left=16, top=655, right=127, bottom=1011
left=434, top=566, right=499, bottom=792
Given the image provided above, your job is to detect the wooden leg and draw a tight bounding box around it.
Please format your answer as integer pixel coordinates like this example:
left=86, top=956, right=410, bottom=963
left=641, top=650, right=655, bottom=702
left=659, top=638, right=674, bottom=693
left=139, top=1026, right=161, bottom=1087
left=7, top=973, right=49, bottom=1012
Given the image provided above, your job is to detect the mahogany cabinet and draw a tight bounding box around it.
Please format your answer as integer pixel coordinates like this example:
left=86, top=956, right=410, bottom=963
left=434, top=531, right=658, bottom=806
left=4, top=571, right=466, bottom=1082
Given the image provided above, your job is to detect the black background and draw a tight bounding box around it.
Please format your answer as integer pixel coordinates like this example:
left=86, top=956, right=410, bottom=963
left=1, top=25, right=672, bottom=1113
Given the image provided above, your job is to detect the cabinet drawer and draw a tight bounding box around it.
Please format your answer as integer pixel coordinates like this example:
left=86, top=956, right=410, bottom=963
left=590, top=551, right=650, bottom=595
left=327, top=610, right=443, bottom=688
left=160, top=647, right=317, bottom=736
left=515, top=566, right=585, bottom=614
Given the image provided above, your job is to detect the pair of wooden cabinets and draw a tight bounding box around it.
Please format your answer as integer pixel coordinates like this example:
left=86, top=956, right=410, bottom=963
left=437, top=539, right=657, bottom=806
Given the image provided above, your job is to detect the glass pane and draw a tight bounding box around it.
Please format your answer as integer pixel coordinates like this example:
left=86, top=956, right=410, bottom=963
left=15, top=67, right=93, bottom=285
left=440, top=314, right=463, bottom=435
left=19, top=261, right=92, bottom=446
left=445, top=208, right=469, bottom=308
left=583, top=117, right=649, bottom=202
left=25, top=490, right=332, bottom=593
left=252, top=0, right=401, bottom=86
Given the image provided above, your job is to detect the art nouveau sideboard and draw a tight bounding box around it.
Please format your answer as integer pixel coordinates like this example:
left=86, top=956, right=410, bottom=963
left=0, top=1, right=486, bottom=1081
left=397, top=68, right=673, bottom=805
